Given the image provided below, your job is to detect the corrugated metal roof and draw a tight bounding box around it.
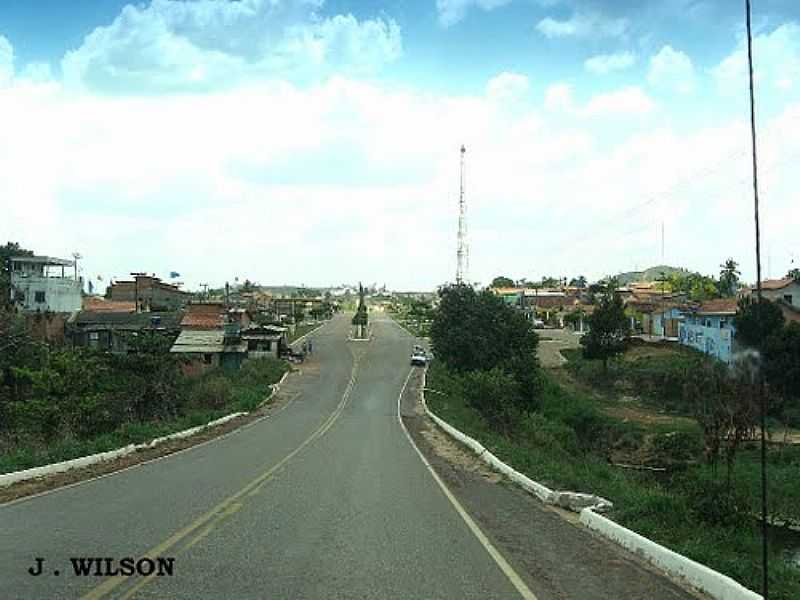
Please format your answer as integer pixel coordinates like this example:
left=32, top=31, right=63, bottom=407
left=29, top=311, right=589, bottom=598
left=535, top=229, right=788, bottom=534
left=170, top=330, right=247, bottom=353
left=10, top=255, right=74, bottom=266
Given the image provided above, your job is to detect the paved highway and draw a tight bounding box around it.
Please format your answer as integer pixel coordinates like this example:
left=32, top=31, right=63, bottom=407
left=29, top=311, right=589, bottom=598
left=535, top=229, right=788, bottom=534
left=0, top=313, right=695, bottom=599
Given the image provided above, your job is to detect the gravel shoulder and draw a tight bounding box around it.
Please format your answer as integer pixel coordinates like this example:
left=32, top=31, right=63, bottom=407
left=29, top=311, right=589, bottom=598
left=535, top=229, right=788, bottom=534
left=400, top=366, right=704, bottom=600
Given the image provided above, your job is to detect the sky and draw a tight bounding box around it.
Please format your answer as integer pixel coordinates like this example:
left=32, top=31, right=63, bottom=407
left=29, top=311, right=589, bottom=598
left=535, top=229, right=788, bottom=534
left=2, top=0, right=800, bottom=291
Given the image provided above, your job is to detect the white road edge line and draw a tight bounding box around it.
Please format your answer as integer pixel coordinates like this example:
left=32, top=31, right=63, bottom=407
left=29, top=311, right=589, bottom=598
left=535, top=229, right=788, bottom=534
left=395, top=367, right=539, bottom=600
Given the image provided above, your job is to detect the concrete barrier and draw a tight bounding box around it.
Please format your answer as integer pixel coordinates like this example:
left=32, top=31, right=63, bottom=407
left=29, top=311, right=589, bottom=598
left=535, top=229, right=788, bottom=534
left=580, top=508, right=762, bottom=600
left=0, top=412, right=246, bottom=489
left=419, top=368, right=762, bottom=600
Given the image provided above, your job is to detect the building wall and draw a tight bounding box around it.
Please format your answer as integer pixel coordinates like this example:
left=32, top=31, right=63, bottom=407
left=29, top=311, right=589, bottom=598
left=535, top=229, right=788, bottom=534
left=11, top=275, right=82, bottom=313
left=679, top=316, right=735, bottom=363
left=762, top=281, right=800, bottom=309
left=108, top=278, right=190, bottom=310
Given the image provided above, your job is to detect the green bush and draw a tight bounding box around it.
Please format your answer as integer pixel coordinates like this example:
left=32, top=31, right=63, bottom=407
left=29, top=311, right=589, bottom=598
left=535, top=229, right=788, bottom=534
left=190, top=374, right=232, bottom=410
left=460, top=368, right=521, bottom=433
left=651, top=430, right=703, bottom=463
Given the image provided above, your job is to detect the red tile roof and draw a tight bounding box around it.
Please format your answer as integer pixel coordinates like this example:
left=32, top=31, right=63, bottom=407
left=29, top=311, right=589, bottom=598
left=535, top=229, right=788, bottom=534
left=82, top=297, right=136, bottom=313
left=761, top=277, right=794, bottom=291
left=696, top=298, right=738, bottom=315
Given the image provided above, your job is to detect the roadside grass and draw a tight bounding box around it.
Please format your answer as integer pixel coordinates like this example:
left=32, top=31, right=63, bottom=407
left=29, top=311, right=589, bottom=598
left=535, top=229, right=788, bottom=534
left=426, top=361, right=800, bottom=600
left=0, top=357, right=288, bottom=475
left=386, top=309, right=430, bottom=338
left=288, top=322, right=324, bottom=343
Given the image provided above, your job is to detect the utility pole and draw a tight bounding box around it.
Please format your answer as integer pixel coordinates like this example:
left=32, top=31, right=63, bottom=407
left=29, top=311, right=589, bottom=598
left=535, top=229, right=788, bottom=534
left=456, top=144, right=468, bottom=284
left=744, top=1, right=768, bottom=597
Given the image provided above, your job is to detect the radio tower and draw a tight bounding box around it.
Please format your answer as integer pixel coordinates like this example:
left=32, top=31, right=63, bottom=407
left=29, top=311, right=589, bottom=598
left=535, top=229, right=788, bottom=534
left=456, top=144, right=468, bottom=284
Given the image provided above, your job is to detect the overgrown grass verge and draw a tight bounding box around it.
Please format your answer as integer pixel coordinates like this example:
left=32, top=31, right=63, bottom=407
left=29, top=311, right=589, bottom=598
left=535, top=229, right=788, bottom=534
left=425, top=361, right=800, bottom=600
left=288, top=322, right=324, bottom=343
left=0, top=357, right=288, bottom=475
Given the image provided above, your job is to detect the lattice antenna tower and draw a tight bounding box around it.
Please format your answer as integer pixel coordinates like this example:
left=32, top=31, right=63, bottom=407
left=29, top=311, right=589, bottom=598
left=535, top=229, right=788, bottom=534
left=456, top=144, right=468, bottom=284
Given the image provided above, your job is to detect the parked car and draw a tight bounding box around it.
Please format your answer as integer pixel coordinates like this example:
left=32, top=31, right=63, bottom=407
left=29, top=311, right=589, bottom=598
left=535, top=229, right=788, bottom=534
left=532, top=318, right=545, bottom=329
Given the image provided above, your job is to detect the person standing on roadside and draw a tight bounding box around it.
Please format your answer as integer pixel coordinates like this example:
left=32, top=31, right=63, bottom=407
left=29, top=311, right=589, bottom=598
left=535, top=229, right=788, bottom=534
left=308, top=339, right=313, bottom=354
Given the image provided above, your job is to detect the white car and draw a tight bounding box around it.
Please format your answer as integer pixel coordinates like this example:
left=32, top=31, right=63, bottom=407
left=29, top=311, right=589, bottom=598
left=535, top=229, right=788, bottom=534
left=411, top=346, right=428, bottom=366
left=532, top=319, right=545, bottom=329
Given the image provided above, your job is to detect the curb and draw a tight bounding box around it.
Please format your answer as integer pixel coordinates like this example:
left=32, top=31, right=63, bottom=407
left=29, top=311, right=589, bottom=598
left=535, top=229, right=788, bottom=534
left=419, top=368, right=763, bottom=600
left=419, top=369, right=610, bottom=511
left=579, top=509, right=762, bottom=600
left=0, top=412, right=246, bottom=489
left=0, top=367, right=296, bottom=489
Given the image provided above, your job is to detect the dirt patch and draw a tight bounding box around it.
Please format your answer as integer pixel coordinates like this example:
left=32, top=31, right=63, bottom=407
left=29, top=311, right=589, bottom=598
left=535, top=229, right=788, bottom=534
left=0, top=379, right=300, bottom=506
left=419, top=423, right=502, bottom=484
left=602, top=405, right=696, bottom=427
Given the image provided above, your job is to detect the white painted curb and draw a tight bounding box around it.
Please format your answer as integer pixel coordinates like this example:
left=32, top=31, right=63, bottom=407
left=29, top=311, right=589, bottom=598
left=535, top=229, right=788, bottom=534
left=419, top=368, right=762, bottom=600
left=580, top=508, right=762, bottom=600
left=0, top=364, right=296, bottom=489
left=419, top=369, right=609, bottom=510
left=0, top=412, right=247, bottom=489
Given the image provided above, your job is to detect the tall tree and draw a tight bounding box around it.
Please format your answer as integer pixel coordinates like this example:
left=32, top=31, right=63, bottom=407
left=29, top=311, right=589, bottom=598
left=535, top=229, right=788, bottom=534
left=430, top=283, right=540, bottom=410
left=734, top=296, right=785, bottom=351
left=580, top=293, right=628, bottom=371
left=1, top=242, right=34, bottom=308
left=569, top=275, right=588, bottom=288
left=718, top=258, right=741, bottom=297
left=490, top=276, right=515, bottom=288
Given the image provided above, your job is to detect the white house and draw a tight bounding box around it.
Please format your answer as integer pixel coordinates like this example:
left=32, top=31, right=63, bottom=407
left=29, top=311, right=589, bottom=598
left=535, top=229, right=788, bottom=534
left=9, top=255, right=82, bottom=313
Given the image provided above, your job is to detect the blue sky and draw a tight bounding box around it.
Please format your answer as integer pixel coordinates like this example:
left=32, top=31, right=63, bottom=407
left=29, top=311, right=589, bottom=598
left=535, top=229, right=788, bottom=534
left=2, top=0, right=800, bottom=290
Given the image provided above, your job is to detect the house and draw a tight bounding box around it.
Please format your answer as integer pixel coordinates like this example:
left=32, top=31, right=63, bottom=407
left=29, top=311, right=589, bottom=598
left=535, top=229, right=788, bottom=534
left=170, top=325, right=247, bottom=374
left=241, top=325, right=288, bottom=359
left=629, top=302, right=687, bottom=338
left=179, top=302, right=251, bottom=330
left=679, top=298, right=738, bottom=363
left=106, top=273, right=192, bottom=311
left=272, top=297, right=323, bottom=321
left=9, top=255, right=82, bottom=313
left=742, top=277, right=800, bottom=310
left=68, top=311, right=183, bottom=353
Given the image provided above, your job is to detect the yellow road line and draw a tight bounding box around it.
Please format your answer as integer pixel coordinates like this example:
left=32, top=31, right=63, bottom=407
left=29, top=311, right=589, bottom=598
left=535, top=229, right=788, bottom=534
left=395, top=368, right=539, bottom=600
left=81, top=355, right=361, bottom=600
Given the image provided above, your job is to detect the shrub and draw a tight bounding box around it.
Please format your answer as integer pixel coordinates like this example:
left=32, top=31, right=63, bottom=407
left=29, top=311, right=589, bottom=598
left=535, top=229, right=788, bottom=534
left=460, top=368, right=521, bottom=433
left=191, top=375, right=232, bottom=410
left=650, top=430, right=703, bottom=464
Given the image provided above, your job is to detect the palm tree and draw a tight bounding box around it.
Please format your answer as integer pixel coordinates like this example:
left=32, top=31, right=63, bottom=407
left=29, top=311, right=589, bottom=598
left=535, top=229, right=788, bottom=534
left=719, top=259, right=741, bottom=297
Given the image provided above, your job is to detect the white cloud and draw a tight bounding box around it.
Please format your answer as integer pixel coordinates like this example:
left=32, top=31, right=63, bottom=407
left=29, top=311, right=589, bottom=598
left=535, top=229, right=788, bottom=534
left=436, top=0, right=513, bottom=27
left=580, top=86, right=656, bottom=117
left=0, top=35, right=14, bottom=85
left=544, top=82, right=573, bottom=111
left=486, top=71, right=529, bottom=102
left=584, top=51, right=636, bottom=75
left=713, top=22, right=800, bottom=95
left=647, top=45, right=695, bottom=94
left=536, top=11, right=628, bottom=39
left=61, top=0, right=402, bottom=92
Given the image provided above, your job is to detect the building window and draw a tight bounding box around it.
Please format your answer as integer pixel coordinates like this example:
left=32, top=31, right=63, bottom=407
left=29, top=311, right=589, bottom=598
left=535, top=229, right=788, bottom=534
left=88, top=332, right=99, bottom=348
left=784, top=294, right=793, bottom=304
left=719, top=318, right=727, bottom=329
left=203, top=353, right=213, bottom=365
left=34, top=291, right=46, bottom=303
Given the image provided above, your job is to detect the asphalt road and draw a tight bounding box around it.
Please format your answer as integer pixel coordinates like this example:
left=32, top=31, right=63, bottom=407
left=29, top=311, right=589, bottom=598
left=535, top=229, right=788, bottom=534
left=0, top=313, right=697, bottom=599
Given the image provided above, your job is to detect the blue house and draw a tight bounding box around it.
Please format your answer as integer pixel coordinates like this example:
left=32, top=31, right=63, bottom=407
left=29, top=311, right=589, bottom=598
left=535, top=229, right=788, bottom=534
left=678, top=298, right=738, bottom=363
